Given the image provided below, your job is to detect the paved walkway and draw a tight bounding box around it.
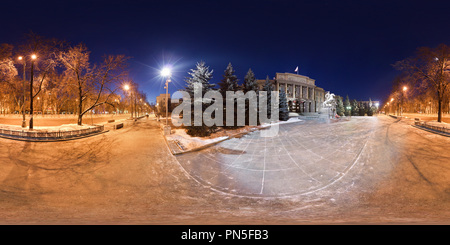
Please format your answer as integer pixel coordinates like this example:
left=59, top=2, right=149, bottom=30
left=176, top=117, right=378, bottom=197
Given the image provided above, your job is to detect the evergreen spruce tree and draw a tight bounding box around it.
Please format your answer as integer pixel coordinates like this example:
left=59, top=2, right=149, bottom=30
left=242, top=68, right=258, bottom=93
left=279, top=89, right=289, bottom=121
left=351, top=99, right=359, bottom=116
left=184, top=61, right=215, bottom=97
left=344, top=95, right=351, bottom=116
left=218, top=62, right=239, bottom=128
left=218, top=62, right=239, bottom=97
left=367, top=98, right=374, bottom=116
left=184, top=61, right=216, bottom=137
left=335, top=95, right=345, bottom=116
left=242, top=68, right=259, bottom=125
left=359, top=103, right=366, bottom=116
left=261, top=75, right=274, bottom=119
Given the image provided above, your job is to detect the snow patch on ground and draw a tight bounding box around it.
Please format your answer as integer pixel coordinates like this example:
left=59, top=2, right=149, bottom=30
left=259, top=117, right=303, bottom=128
left=166, top=117, right=303, bottom=151
left=167, top=129, right=229, bottom=150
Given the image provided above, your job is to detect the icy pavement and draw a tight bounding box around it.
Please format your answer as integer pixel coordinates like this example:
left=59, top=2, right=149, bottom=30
left=0, top=116, right=448, bottom=224
left=175, top=117, right=378, bottom=197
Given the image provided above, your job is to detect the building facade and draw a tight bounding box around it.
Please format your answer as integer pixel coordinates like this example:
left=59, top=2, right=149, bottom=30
left=156, top=93, right=171, bottom=115
left=257, top=73, right=326, bottom=113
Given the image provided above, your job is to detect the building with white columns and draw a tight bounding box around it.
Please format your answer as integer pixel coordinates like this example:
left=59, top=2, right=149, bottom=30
left=257, top=72, right=326, bottom=113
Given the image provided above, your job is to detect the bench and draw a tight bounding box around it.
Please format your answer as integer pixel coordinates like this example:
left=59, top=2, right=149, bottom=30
left=108, top=119, right=115, bottom=123
left=114, top=123, right=124, bottom=130
left=414, top=118, right=421, bottom=125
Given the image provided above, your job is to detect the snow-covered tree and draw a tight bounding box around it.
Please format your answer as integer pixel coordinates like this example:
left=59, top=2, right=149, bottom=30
left=242, top=68, right=258, bottom=93
left=59, top=43, right=129, bottom=125
left=218, top=62, right=238, bottom=96
left=344, top=95, right=351, bottom=116
left=218, top=63, right=240, bottom=128
left=22, top=33, right=61, bottom=128
left=184, top=61, right=217, bottom=136
left=261, top=75, right=274, bottom=118
left=242, top=68, right=259, bottom=125
left=335, top=95, right=345, bottom=116
left=394, top=43, right=450, bottom=122
left=184, top=61, right=215, bottom=97
left=351, top=99, right=359, bottom=116
left=367, top=98, right=375, bottom=116
left=279, top=89, right=289, bottom=121
left=358, top=103, right=366, bottom=116
left=0, top=43, right=17, bottom=83
left=0, top=43, right=20, bottom=114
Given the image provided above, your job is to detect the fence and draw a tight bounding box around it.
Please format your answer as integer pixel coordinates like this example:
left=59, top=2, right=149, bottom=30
left=0, top=125, right=105, bottom=141
left=415, top=120, right=450, bottom=134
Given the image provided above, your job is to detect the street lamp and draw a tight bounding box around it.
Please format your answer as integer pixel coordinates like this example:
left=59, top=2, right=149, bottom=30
left=123, top=84, right=132, bottom=118
left=161, top=67, right=171, bottom=135
left=161, top=67, right=171, bottom=126
left=17, top=56, right=27, bottom=128
left=29, top=54, right=37, bottom=129
left=401, top=86, right=407, bottom=117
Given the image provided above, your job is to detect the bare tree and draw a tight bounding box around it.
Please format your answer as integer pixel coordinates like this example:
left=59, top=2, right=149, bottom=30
left=0, top=44, right=17, bottom=82
left=0, top=43, right=19, bottom=114
left=20, top=33, right=63, bottom=128
left=59, top=43, right=129, bottom=125
left=394, top=44, right=450, bottom=122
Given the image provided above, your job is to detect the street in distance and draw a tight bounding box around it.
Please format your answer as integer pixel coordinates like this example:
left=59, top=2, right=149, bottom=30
left=181, top=229, right=269, bottom=242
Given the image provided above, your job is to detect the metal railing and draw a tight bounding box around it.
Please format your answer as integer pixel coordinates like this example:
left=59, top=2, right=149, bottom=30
left=0, top=125, right=104, bottom=141
left=415, top=120, right=450, bottom=134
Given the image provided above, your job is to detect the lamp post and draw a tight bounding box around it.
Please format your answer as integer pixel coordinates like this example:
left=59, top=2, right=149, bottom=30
left=161, top=67, right=171, bottom=126
left=17, top=56, right=27, bottom=128
left=402, top=86, right=407, bottom=117
left=29, top=54, right=37, bottom=129
left=346, top=106, right=351, bottom=118
left=161, top=67, right=171, bottom=135
left=123, top=84, right=132, bottom=119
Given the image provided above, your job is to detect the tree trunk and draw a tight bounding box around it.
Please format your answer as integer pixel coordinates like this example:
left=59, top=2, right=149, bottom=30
left=78, top=89, right=83, bottom=126
left=438, top=97, right=442, bottom=123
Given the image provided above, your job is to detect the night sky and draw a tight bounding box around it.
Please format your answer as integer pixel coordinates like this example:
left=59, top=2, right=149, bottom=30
left=3, top=0, right=450, bottom=104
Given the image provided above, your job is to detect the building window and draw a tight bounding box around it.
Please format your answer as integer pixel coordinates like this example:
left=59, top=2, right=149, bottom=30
left=287, top=84, right=293, bottom=97
left=302, top=87, right=307, bottom=99
left=279, top=83, right=285, bottom=92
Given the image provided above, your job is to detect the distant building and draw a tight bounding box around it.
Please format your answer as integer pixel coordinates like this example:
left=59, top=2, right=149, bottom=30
left=156, top=93, right=171, bottom=114
left=257, top=72, right=327, bottom=113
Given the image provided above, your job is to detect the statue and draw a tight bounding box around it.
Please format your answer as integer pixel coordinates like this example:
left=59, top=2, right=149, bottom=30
left=321, top=92, right=336, bottom=119
left=323, top=92, right=335, bottom=108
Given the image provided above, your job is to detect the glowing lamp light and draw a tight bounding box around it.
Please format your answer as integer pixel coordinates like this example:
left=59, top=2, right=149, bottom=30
left=403, top=86, right=407, bottom=92
left=31, top=54, right=37, bottom=60
left=161, top=67, right=171, bottom=77
left=124, top=84, right=130, bottom=91
left=18, top=56, right=23, bottom=61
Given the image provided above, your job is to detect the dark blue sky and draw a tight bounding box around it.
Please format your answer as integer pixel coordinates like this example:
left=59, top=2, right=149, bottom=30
left=3, top=0, right=450, bottom=103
